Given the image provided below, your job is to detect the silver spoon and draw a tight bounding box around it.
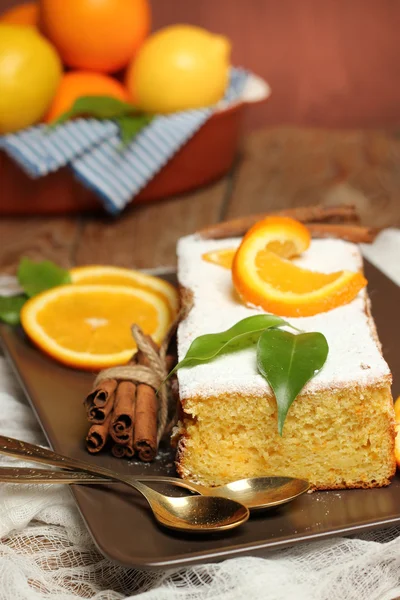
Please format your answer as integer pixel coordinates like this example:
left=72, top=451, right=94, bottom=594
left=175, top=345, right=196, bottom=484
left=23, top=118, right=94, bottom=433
left=0, top=435, right=309, bottom=510
left=0, top=436, right=249, bottom=533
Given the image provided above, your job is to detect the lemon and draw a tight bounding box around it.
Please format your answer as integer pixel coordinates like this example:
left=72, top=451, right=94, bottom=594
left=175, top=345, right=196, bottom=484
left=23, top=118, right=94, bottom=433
left=0, top=25, right=62, bottom=134
left=127, top=24, right=231, bottom=113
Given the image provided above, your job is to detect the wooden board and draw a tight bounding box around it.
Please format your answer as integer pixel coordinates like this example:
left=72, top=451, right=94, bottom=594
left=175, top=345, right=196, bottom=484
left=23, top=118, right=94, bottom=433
left=2, top=128, right=400, bottom=271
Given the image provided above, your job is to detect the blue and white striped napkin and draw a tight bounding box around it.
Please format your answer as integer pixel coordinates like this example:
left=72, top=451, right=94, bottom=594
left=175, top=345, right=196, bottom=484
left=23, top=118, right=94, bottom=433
left=0, top=68, right=249, bottom=214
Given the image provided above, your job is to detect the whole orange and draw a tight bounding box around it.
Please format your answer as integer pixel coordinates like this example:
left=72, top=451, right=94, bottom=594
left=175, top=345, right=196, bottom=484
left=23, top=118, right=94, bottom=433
left=45, top=71, right=130, bottom=123
left=0, top=2, right=38, bottom=26
left=39, top=0, right=150, bottom=73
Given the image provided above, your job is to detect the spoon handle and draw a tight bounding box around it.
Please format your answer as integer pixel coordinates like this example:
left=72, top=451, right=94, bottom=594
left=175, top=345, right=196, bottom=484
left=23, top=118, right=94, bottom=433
left=0, top=435, right=205, bottom=494
left=0, top=466, right=111, bottom=484
left=0, top=435, right=119, bottom=478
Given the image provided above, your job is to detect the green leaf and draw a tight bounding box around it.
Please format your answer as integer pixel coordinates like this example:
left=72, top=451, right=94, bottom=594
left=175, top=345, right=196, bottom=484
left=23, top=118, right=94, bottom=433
left=51, top=96, right=141, bottom=127
left=115, top=114, right=154, bottom=146
left=168, top=315, right=294, bottom=381
left=0, top=295, right=27, bottom=325
left=17, top=258, right=71, bottom=298
left=257, top=329, right=329, bottom=435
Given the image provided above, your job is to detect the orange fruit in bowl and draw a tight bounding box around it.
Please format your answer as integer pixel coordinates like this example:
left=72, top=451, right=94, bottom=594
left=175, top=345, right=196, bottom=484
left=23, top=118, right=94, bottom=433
left=0, top=2, right=38, bottom=26
left=69, top=265, right=179, bottom=318
left=45, top=71, right=130, bottom=123
left=21, top=284, right=171, bottom=370
left=126, top=25, right=231, bottom=113
left=232, top=217, right=367, bottom=317
left=0, top=24, right=62, bottom=133
left=39, top=0, right=150, bottom=73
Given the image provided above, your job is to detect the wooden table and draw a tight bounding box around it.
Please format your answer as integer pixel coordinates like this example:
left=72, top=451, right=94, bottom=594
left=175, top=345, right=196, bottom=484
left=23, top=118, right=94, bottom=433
left=1, top=126, right=400, bottom=271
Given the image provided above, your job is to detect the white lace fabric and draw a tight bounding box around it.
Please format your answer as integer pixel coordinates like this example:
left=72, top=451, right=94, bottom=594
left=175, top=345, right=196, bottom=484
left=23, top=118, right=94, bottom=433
left=1, top=229, right=400, bottom=600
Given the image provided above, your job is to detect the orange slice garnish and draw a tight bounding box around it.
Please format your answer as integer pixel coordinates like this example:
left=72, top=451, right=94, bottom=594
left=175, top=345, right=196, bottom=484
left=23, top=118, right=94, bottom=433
left=202, top=248, right=236, bottom=269
left=395, top=427, right=400, bottom=469
left=202, top=216, right=311, bottom=269
left=70, top=265, right=179, bottom=318
left=394, top=396, right=400, bottom=422
left=21, top=284, right=171, bottom=371
left=394, top=397, right=400, bottom=469
left=232, top=218, right=367, bottom=317
left=240, top=216, right=312, bottom=258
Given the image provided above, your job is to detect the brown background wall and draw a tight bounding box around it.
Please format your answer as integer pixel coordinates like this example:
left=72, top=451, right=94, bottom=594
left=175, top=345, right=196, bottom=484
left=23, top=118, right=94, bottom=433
left=1, top=0, right=400, bottom=130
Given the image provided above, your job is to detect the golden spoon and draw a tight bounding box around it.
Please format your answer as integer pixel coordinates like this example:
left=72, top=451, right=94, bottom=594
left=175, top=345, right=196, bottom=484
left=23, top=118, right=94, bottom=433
left=0, top=436, right=248, bottom=533
left=0, top=466, right=309, bottom=511
left=0, top=434, right=309, bottom=510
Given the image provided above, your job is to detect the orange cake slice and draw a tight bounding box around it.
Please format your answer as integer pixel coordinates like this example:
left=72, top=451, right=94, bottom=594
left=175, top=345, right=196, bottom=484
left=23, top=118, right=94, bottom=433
left=175, top=236, right=396, bottom=490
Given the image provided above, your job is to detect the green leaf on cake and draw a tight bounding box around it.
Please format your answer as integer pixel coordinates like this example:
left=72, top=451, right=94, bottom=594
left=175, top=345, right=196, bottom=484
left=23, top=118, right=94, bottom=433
left=167, top=315, right=296, bottom=380
left=257, top=329, right=329, bottom=435
left=0, top=295, right=27, bottom=325
left=17, top=258, right=71, bottom=298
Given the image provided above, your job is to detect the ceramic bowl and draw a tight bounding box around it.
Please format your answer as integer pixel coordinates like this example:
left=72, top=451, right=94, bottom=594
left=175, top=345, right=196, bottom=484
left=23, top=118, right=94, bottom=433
left=0, top=74, right=270, bottom=215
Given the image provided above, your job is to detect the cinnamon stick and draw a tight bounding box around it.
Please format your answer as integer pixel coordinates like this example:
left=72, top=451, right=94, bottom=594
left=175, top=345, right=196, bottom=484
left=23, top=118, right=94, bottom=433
left=133, top=383, right=158, bottom=461
left=307, top=223, right=379, bottom=244
left=166, top=353, right=176, bottom=372
left=86, top=393, right=115, bottom=424
left=85, top=379, right=117, bottom=408
left=130, top=334, right=159, bottom=461
left=85, top=379, right=117, bottom=424
left=197, top=204, right=359, bottom=240
left=110, top=381, right=136, bottom=444
left=111, top=429, right=134, bottom=458
left=86, top=412, right=112, bottom=454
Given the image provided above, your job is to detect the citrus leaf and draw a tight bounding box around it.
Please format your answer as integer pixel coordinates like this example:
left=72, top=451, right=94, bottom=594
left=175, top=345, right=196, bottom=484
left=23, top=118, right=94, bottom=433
left=51, top=96, right=140, bottom=126
left=115, top=114, right=153, bottom=146
left=17, top=258, right=71, bottom=298
left=167, top=315, right=295, bottom=382
left=0, top=295, right=27, bottom=325
left=257, top=329, right=329, bottom=435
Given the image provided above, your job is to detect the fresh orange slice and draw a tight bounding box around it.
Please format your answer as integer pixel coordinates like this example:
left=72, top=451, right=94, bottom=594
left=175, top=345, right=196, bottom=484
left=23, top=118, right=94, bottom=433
left=202, top=248, right=236, bottom=269
left=70, top=265, right=179, bottom=318
left=395, top=427, right=400, bottom=469
left=20, top=284, right=171, bottom=371
left=240, top=216, right=312, bottom=258
left=394, top=396, right=400, bottom=469
left=394, top=396, right=400, bottom=422
left=232, top=219, right=367, bottom=317
left=202, top=216, right=311, bottom=269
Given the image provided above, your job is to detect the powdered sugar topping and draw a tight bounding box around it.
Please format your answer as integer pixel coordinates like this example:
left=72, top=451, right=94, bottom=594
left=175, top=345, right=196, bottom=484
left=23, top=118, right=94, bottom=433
left=177, top=235, right=390, bottom=399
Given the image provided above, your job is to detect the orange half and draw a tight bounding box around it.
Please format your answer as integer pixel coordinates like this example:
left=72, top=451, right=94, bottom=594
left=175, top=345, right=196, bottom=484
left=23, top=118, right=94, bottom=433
left=21, top=284, right=171, bottom=370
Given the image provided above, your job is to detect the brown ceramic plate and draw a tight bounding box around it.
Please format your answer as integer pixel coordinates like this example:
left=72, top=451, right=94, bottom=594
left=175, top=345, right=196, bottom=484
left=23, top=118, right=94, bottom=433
left=1, top=261, right=400, bottom=569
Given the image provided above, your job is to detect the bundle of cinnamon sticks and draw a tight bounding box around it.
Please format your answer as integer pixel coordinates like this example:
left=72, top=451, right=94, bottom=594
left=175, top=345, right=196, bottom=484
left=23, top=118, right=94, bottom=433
left=85, top=335, right=176, bottom=462
left=197, top=203, right=378, bottom=244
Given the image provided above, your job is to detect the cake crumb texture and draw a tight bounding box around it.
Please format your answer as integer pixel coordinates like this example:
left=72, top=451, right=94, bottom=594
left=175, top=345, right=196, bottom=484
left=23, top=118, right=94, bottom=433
left=176, top=384, right=396, bottom=489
